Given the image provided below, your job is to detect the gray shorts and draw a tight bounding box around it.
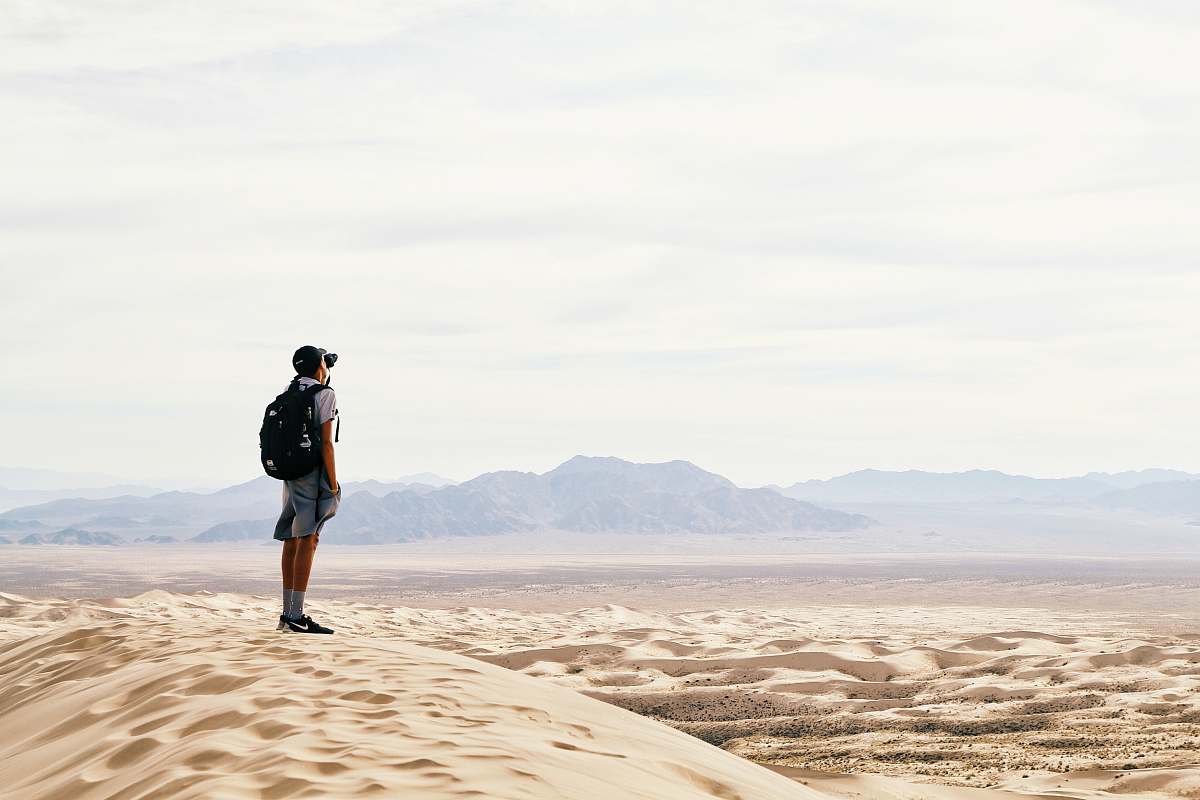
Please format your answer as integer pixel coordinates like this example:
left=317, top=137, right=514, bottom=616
left=274, top=468, right=341, bottom=541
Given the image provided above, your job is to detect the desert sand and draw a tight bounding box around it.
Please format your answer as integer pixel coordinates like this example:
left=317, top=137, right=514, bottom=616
left=2, top=587, right=1199, bottom=798
left=0, top=591, right=825, bottom=800
left=4, top=546, right=1200, bottom=621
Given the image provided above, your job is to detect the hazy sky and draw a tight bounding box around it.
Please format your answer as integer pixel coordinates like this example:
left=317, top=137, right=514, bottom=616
left=4, top=2, right=1200, bottom=487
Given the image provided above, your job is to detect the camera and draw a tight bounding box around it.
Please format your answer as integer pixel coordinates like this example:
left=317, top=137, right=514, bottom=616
left=323, top=352, right=338, bottom=368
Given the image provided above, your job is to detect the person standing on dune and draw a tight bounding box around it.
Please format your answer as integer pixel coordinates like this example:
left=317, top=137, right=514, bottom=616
left=261, top=345, right=341, bottom=634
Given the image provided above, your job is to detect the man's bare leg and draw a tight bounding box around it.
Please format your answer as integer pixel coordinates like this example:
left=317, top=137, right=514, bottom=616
left=282, top=538, right=299, bottom=589
left=281, top=532, right=331, bottom=632
left=291, top=531, right=319, bottom=592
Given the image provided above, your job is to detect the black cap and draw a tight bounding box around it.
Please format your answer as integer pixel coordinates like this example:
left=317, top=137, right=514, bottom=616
left=292, top=345, right=326, bottom=376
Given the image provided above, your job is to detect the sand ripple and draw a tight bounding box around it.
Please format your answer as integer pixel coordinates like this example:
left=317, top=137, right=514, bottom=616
left=3, top=593, right=1198, bottom=798
left=355, top=601, right=1200, bottom=794
left=0, top=592, right=824, bottom=800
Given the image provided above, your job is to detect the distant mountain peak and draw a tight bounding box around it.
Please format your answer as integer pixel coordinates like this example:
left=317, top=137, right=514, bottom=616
left=543, top=456, right=736, bottom=494
left=1084, top=469, right=1200, bottom=489
left=548, top=455, right=632, bottom=472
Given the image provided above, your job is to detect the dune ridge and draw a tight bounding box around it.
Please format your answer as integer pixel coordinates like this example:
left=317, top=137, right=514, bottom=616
left=0, top=591, right=824, bottom=800
left=2, top=592, right=1198, bottom=798
left=336, top=600, right=1200, bottom=793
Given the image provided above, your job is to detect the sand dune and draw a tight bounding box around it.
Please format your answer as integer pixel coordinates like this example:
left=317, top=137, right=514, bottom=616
left=0, top=592, right=824, bottom=800
left=344, top=601, right=1200, bottom=794
left=2, top=592, right=1198, bottom=799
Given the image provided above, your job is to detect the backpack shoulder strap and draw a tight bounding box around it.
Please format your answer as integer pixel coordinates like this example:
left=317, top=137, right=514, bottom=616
left=304, top=383, right=333, bottom=439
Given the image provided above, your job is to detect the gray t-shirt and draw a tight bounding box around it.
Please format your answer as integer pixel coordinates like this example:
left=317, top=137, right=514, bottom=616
left=294, top=377, right=338, bottom=426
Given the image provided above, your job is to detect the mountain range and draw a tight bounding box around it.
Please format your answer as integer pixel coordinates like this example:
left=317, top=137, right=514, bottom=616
left=1, top=457, right=871, bottom=544
left=0, top=468, right=457, bottom=513
left=5, top=460, right=1200, bottom=547
left=321, top=456, right=872, bottom=544
left=0, top=485, right=166, bottom=513
left=1093, top=479, right=1200, bottom=515
left=773, top=468, right=1200, bottom=505
left=11, top=528, right=124, bottom=546
left=0, top=477, right=445, bottom=538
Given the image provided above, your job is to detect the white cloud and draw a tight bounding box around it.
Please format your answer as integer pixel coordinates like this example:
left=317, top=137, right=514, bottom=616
left=3, top=1, right=1200, bottom=485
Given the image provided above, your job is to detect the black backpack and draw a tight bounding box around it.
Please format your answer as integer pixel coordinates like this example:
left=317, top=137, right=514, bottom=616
left=259, top=379, right=332, bottom=480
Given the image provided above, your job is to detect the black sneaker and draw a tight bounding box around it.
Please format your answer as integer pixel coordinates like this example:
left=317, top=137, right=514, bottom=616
left=276, top=614, right=288, bottom=632
left=284, top=614, right=333, bottom=634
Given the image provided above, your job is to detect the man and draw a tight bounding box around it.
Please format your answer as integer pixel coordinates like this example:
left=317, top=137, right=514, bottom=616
left=273, top=345, right=341, bottom=634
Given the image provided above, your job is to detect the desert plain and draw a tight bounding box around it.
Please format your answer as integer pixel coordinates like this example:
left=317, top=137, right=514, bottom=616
left=2, top=545, right=1199, bottom=799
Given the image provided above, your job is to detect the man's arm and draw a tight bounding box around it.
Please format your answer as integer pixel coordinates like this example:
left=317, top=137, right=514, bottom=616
left=321, top=419, right=338, bottom=493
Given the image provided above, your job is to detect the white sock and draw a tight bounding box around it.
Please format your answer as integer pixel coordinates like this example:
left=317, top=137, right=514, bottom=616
left=282, top=587, right=293, bottom=614
left=287, top=590, right=306, bottom=620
